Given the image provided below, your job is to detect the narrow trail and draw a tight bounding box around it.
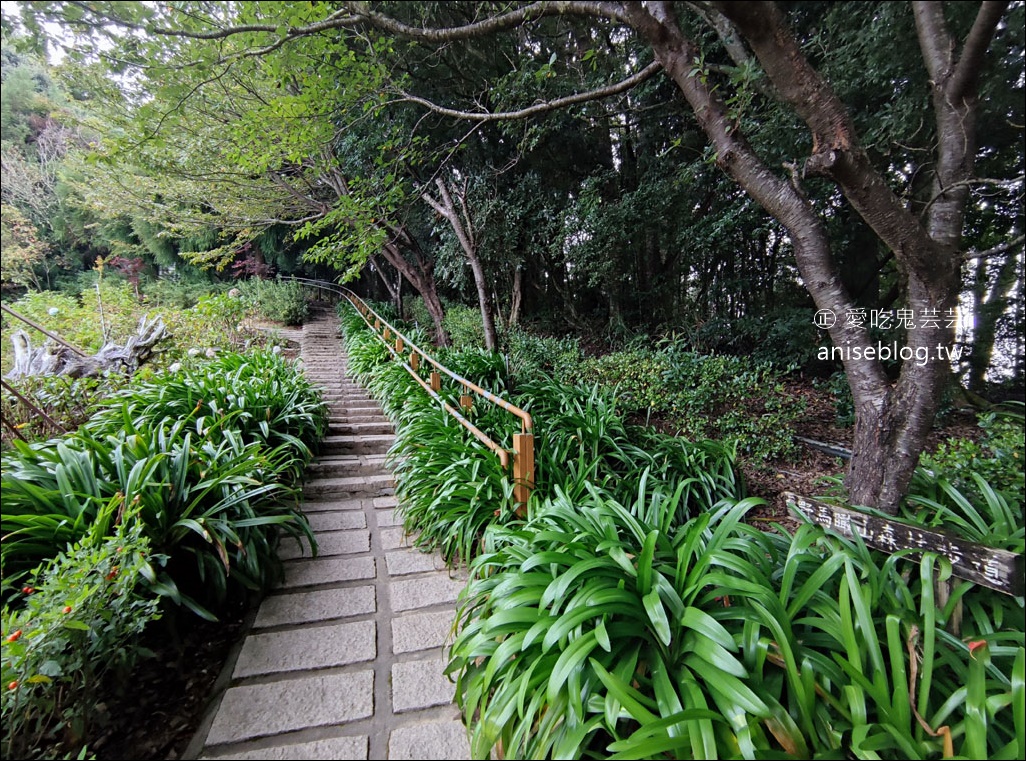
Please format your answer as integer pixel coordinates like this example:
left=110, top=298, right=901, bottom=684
left=189, top=309, right=471, bottom=760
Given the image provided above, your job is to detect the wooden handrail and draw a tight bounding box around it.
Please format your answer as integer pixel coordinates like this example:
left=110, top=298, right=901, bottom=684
left=291, top=277, right=535, bottom=505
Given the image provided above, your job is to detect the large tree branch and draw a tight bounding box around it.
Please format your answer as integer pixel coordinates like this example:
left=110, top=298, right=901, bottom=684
left=351, top=1, right=630, bottom=41
left=622, top=1, right=889, bottom=404
left=396, top=60, right=662, bottom=122
left=913, top=1, right=1007, bottom=99
left=953, top=2, right=1008, bottom=100
left=712, top=1, right=957, bottom=295
left=65, top=1, right=629, bottom=45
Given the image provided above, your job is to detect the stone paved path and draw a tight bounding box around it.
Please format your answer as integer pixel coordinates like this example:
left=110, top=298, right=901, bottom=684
left=190, top=310, right=471, bottom=760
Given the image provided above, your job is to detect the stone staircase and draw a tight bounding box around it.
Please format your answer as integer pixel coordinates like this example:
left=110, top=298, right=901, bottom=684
left=190, top=309, right=470, bottom=760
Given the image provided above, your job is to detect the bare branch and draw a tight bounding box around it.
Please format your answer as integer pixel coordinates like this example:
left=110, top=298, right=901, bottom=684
left=921, top=174, right=1025, bottom=215
left=70, top=1, right=629, bottom=48
left=397, top=60, right=662, bottom=122
left=964, top=233, right=1025, bottom=261
left=352, top=1, right=630, bottom=41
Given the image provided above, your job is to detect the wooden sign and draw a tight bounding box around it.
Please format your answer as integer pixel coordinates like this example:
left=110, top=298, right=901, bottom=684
left=785, top=492, right=1024, bottom=597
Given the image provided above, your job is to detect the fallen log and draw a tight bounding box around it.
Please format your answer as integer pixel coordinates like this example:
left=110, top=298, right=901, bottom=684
left=6, top=314, right=170, bottom=379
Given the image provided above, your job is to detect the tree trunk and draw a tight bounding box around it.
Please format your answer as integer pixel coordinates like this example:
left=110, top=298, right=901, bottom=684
left=508, top=265, right=523, bottom=328
left=422, top=177, right=498, bottom=351
left=626, top=0, right=1004, bottom=512
left=377, top=238, right=450, bottom=346
left=369, top=255, right=403, bottom=318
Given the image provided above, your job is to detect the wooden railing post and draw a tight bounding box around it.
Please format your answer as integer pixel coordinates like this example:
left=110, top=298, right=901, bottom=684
left=395, top=337, right=404, bottom=354
left=374, top=318, right=381, bottom=331
left=512, top=433, right=535, bottom=511
left=430, top=371, right=441, bottom=392
left=411, top=353, right=420, bottom=371
left=459, top=394, right=473, bottom=411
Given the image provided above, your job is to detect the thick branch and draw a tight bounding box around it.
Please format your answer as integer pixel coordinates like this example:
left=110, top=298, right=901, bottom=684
left=713, top=1, right=956, bottom=293
left=71, top=1, right=629, bottom=46
left=964, top=233, right=1025, bottom=261
left=397, top=60, right=662, bottom=122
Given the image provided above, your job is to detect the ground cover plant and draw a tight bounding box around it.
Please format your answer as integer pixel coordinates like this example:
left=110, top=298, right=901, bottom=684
left=2, top=350, right=327, bottom=614
left=2, top=512, right=162, bottom=760
left=1, top=347, right=327, bottom=757
left=340, top=300, right=1025, bottom=760
left=449, top=492, right=1025, bottom=759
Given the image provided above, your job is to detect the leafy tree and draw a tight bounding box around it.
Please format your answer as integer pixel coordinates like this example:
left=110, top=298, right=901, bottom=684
left=15, top=1, right=1023, bottom=513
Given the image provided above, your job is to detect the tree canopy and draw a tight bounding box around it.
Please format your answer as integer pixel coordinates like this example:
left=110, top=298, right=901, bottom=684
left=2, top=0, right=1023, bottom=511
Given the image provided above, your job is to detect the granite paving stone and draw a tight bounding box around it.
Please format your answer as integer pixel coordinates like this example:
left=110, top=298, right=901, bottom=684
left=392, top=657, right=457, bottom=712
left=254, top=585, right=376, bottom=628
left=233, top=619, right=375, bottom=677
left=205, top=670, right=374, bottom=745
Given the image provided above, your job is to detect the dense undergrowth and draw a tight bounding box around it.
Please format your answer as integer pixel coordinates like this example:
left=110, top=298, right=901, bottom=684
left=1, top=347, right=327, bottom=758
left=342, top=300, right=1025, bottom=760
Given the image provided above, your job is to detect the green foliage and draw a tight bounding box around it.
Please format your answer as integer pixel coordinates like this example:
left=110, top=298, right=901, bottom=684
left=340, top=304, right=1024, bottom=760
left=142, top=276, right=219, bottom=309
left=502, top=327, right=583, bottom=384
left=565, top=341, right=804, bottom=462
left=236, top=278, right=309, bottom=326
left=0, top=374, right=130, bottom=443
left=340, top=303, right=745, bottom=565
left=1, top=513, right=162, bottom=759
left=1, top=350, right=326, bottom=617
left=904, top=403, right=1025, bottom=552
left=402, top=296, right=434, bottom=333
left=449, top=491, right=1025, bottom=759
left=443, top=304, right=486, bottom=349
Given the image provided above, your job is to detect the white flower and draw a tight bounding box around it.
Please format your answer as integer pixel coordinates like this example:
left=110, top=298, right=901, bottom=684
left=169, top=362, right=182, bottom=373
left=188, top=348, right=201, bottom=357
left=205, top=347, right=217, bottom=358
left=48, top=307, right=59, bottom=316
left=271, top=345, right=282, bottom=355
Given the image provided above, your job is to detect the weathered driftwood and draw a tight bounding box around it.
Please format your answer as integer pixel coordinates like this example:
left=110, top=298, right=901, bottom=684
left=6, top=315, right=169, bottom=379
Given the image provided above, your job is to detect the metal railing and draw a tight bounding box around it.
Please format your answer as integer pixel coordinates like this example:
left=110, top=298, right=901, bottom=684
left=292, top=277, right=535, bottom=506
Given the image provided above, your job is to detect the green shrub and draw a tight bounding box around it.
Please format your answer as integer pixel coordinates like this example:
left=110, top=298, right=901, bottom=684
left=563, top=342, right=804, bottom=462
left=341, top=303, right=746, bottom=563
left=438, top=347, right=509, bottom=393
left=921, top=404, right=1025, bottom=506
left=237, top=278, right=309, bottom=326
left=502, top=326, right=583, bottom=384
left=904, top=403, right=1025, bottom=552
left=402, top=295, right=434, bottom=333
left=0, top=283, right=141, bottom=376
left=1, top=351, right=326, bottom=617
left=2, top=512, right=162, bottom=759
left=142, top=277, right=219, bottom=309
left=443, top=303, right=486, bottom=348
left=1, top=375, right=130, bottom=448
left=449, top=489, right=1025, bottom=759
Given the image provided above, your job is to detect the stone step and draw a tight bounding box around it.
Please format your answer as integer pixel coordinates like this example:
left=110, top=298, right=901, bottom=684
left=307, top=453, right=388, bottom=476
left=303, top=472, right=395, bottom=498
left=320, top=392, right=375, bottom=402
left=320, top=433, right=395, bottom=455
left=328, top=421, right=393, bottom=436
left=326, top=411, right=389, bottom=424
